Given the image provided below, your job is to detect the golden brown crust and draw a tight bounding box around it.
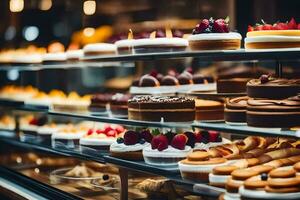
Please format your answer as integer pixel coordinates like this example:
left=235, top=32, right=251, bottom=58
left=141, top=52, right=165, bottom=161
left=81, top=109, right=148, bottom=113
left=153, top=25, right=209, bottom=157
left=265, top=185, right=300, bottom=193
left=245, top=42, right=300, bottom=49
left=226, top=178, right=241, bottom=193
left=187, top=151, right=210, bottom=161
left=180, top=157, right=226, bottom=165
left=189, top=39, right=241, bottom=50
left=268, top=177, right=300, bottom=188
left=251, top=165, right=274, bottom=174
left=293, top=162, right=300, bottom=172
left=231, top=169, right=259, bottom=181
left=269, top=169, right=296, bottom=178
left=213, top=165, right=239, bottom=175
left=244, top=180, right=267, bottom=190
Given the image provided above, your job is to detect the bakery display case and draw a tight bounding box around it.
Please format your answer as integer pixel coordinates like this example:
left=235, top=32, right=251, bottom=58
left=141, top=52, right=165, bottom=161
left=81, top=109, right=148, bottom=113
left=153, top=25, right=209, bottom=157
left=1, top=0, right=300, bottom=200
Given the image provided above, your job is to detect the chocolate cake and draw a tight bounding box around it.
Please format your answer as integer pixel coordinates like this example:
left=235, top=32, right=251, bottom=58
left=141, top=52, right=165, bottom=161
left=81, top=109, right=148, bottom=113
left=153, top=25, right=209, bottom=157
left=89, top=94, right=113, bottom=113
left=224, top=96, right=248, bottom=124
left=247, top=77, right=300, bottom=99
left=246, top=96, right=300, bottom=128
left=217, top=78, right=250, bottom=93
left=128, top=96, right=195, bottom=122
left=110, top=93, right=131, bottom=117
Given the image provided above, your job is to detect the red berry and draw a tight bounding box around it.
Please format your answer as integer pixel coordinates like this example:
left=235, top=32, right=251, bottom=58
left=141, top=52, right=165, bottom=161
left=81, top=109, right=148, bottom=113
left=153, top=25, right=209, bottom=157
left=288, top=18, right=297, bottom=29
left=171, top=134, right=188, bottom=150
left=213, top=19, right=229, bottom=33
left=209, top=131, right=219, bottom=142
left=151, top=135, right=168, bottom=151
left=195, top=132, right=202, bottom=143
left=183, top=131, right=196, bottom=148
left=107, top=130, right=117, bottom=137
left=104, top=126, right=113, bottom=134
left=149, top=69, right=158, bottom=78
left=298, top=24, right=300, bottom=30
left=87, top=129, right=94, bottom=135
left=29, top=118, right=38, bottom=125
left=115, top=125, right=125, bottom=134
left=124, top=130, right=139, bottom=145
left=274, top=23, right=289, bottom=30
left=260, top=74, right=269, bottom=84
left=254, top=25, right=263, bottom=31
left=96, top=129, right=105, bottom=134
left=140, top=129, right=153, bottom=143
left=262, top=24, right=273, bottom=30
left=196, top=19, right=210, bottom=33
left=247, top=25, right=254, bottom=32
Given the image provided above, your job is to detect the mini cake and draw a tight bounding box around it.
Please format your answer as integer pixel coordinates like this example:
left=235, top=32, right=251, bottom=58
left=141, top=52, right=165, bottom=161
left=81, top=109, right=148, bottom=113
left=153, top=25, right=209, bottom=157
left=217, top=78, right=250, bottom=93
left=132, top=30, right=188, bottom=53
left=66, top=50, right=83, bottom=62
left=247, top=75, right=300, bottom=99
left=37, top=123, right=60, bottom=145
left=83, top=43, right=116, bottom=57
left=128, top=96, right=195, bottom=122
left=42, top=52, right=67, bottom=64
left=195, top=99, right=224, bottom=121
left=89, top=94, right=113, bottom=113
left=0, top=115, right=15, bottom=131
left=52, top=92, right=91, bottom=113
left=51, top=125, right=86, bottom=148
left=246, top=96, right=300, bottom=128
left=193, top=130, right=231, bottom=150
left=110, top=130, right=151, bottom=160
left=188, top=18, right=242, bottom=50
left=245, top=18, right=300, bottom=50
left=20, top=116, right=47, bottom=141
left=115, top=30, right=135, bottom=54
left=110, top=93, right=131, bottom=118
left=224, top=96, right=248, bottom=125
left=143, top=133, right=192, bottom=166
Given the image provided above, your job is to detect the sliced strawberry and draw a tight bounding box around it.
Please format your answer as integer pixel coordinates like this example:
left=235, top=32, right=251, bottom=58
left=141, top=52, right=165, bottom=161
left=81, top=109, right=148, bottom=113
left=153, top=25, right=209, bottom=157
left=254, top=25, right=263, bottom=31
left=288, top=18, right=297, bottom=29
left=209, top=131, right=220, bottom=142
left=262, top=24, right=273, bottom=30
left=107, top=130, right=117, bottom=137
left=96, top=129, right=105, bottom=134
left=247, top=25, right=254, bottom=32
left=115, top=125, right=125, bottom=134
left=104, top=126, right=113, bottom=134
left=29, top=118, right=38, bottom=125
left=274, top=23, right=289, bottom=30
left=87, top=129, right=94, bottom=135
left=171, top=134, right=188, bottom=150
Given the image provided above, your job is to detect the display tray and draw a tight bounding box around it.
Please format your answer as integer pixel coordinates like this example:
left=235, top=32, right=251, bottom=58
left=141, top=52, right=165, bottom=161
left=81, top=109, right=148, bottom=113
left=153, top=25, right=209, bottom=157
left=183, top=91, right=246, bottom=99
left=0, top=98, right=24, bottom=107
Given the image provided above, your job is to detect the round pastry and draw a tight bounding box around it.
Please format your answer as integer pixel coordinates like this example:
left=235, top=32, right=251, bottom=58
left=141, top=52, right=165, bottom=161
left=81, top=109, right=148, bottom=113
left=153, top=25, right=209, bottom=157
left=66, top=50, right=83, bottom=62
left=42, top=52, right=67, bottom=64
left=128, top=96, right=195, bottom=122
left=247, top=76, right=300, bottom=99
left=195, top=99, right=224, bottom=121
left=246, top=97, right=300, bottom=128
left=83, top=43, right=116, bottom=57
left=245, top=18, right=300, bottom=50
left=188, top=18, right=241, bottom=50
left=224, top=96, right=248, bottom=125
left=217, top=78, right=250, bottom=94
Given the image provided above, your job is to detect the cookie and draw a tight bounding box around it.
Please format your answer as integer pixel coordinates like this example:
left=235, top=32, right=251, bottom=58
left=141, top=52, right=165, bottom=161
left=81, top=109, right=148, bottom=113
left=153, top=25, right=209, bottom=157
left=268, top=177, right=300, bottom=188
left=187, top=151, right=210, bottom=161
left=231, top=169, right=259, bottom=181
left=293, top=162, right=300, bottom=172
left=244, top=179, right=267, bottom=190
left=212, top=165, right=238, bottom=175
left=269, top=169, right=296, bottom=178
left=252, top=165, right=274, bottom=173
left=265, top=185, right=300, bottom=193
left=226, top=178, right=241, bottom=193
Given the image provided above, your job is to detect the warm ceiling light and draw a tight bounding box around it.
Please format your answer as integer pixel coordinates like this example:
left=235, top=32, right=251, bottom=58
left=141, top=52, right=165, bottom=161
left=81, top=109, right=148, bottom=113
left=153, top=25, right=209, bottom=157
left=83, top=27, right=95, bottom=37
left=39, top=0, right=52, bottom=11
left=10, top=0, right=24, bottom=12
left=83, top=0, right=96, bottom=15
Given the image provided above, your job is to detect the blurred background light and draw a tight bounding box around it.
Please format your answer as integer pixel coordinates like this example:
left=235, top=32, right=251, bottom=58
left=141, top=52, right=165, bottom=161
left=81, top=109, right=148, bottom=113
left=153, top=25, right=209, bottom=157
left=23, top=26, right=39, bottom=41
left=83, top=0, right=96, bottom=15
left=39, top=0, right=52, bottom=11
left=4, top=26, right=16, bottom=41
left=9, top=0, right=24, bottom=13
left=83, top=27, right=95, bottom=37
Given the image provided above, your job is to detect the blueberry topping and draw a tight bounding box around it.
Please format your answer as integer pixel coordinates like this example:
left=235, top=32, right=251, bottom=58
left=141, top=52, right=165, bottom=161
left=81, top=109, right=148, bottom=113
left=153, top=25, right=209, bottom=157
left=117, top=137, right=124, bottom=144
left=216, top=134, right=222, bottom=142
left=261, top=173, right=268, bottom=181
left=103, top=174, right=109, bottom=180
left=139, top=138, right=146, bottom=144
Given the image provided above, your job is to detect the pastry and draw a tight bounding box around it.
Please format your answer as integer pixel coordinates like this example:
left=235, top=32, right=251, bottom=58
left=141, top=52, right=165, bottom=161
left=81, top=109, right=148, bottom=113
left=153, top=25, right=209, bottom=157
left=217, top=78, right=250, bottom=93
left=20, top=116, right=47, bottom=141
left=0, top=115, right=15, bottom=131
left=143, top=133, right=192, bottom=166
left=52, top=92, right=91, bottom=113
left=246, top=96, right=300, bottom=128
left=110, top=130, right=151, bottom=160
left=80, top=124, right=125, bottom=151
left=245, top=18, right=300, bottom=50
left=188, top=18, right=241, bottom=50
left=83, top=43, right=116, bottom=57
left=128, top=96, right=195, bottom=122
left=42, top=52, right=67, bottom=64
left=247, top=75, right=300, bottom=99
left=194, top=99, right=224, bottom=121
left=132, top=30, right=188, bottom=53
left=224, top=96, right=248, bottom=125
left=109, top=93, right=131, bottom=117
left=89, top=94, right=113, bottom=113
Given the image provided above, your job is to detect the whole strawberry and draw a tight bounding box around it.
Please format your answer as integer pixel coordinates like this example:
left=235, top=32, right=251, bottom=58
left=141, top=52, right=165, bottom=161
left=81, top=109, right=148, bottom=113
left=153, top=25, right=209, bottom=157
left=288, top=18, right=297, bottom=29
left=123, top=130, right=139, bottom=145
left=213, top=19, right=229, bottom=33
left=151, top=135, right=169, bottom=151
left=171, top=134, right=188, bottom=150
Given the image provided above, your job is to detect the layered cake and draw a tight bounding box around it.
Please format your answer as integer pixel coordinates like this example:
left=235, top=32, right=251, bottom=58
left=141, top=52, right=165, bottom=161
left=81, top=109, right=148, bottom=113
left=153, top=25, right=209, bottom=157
left=110, top=93, right=131, bottom=118
left=224, top=96, right=248, bottom=125
left=247, top=75, right=300, bottom=99
left=188, top=18, right=241, bottom=50
left=143, top=133, right=192, bottom=166
left=245, top=18, right=300, bottom=50
left=247, top=96, right=300, bottom=128
left=132, top=30, right=188, bottom=53
left=217, top=78, right=250, bottom=93
left=83, top=43, right=116, bottom=57
left=195, top=99, right=224, bottom=121
left=89, top=94, right=113, bottom=113
left=80, top=124, right=125, bottom=151
left=128, top=96, right=195, bottom=122
left=110, top=130, right=151, bottom=160
left=42, top=52, right=67, bottom=64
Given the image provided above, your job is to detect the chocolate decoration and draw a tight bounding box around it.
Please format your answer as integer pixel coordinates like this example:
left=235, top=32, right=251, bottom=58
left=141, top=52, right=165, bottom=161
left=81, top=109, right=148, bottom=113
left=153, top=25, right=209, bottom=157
left=139, top=75, right=160, bottom=87
left=192, top=74, right=205, bottom=84
left=178, top=73, right=192, bottom=85
left=161, top=75, right=179, bottom=86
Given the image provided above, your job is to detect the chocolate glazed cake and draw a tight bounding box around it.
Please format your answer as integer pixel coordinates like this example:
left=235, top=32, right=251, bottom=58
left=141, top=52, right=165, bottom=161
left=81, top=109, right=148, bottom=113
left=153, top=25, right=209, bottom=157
left=247, top=77, right=300, bottom=99
left=225, top=96, right=248, bottom=124
left=128, top=96, right=195, bottom=122
left=246, top=96, right=300, bottom=128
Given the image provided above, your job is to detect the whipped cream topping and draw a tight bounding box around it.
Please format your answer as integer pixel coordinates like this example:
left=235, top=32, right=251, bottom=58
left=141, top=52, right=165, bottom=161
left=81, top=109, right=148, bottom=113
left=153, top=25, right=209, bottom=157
left=115, top=39, right=135, bottom=48
left=178, top=160, right=230, bottom=173
left=80, top=137, right=115, bottom=146
left=143, top=145, right=192, bottom=158
left=52, top=131, right=85, bottom=139
left=209, top=173, right=230, bottom=184
left=42, top=52, right=67, bottom=62
left=239, top=186, right=300, bottom=199
left=132, top=38, right=188, bottom=47
left=25, top=98, right=52, bottom=106
left=66, top=50, right=83, bottom=60
left=83, top=43, right=116, bottom=53
left=188, top=32, right=242, bottom=41
left=12, top=54, right=42, bottom=64
left=110, top=142, right=149, bottom=152
left=37, top=126, right=59, bottom=135
left=245, top=35, right=300, bottom=43
left=223, top=192, right=241, bottom=200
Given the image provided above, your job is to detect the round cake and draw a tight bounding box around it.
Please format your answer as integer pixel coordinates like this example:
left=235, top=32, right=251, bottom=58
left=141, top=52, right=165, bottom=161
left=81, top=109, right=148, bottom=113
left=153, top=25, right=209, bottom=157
left=195, top=99, right=224, bottom=121
left=224, top=96, right=248, bottom=125
left=188, top=18, right=241, bottom=50
left=247, top=75, right=300, bottom=99
left=115, top=39, right=135, bottom=55
left=66, top=50, right=83, bottom=62
left=83, top=43, right=116, bottom=57
left=245, top=18, right=300, bottom=50
left=246, top=96, right=300, bottom=128
left=128, top=96, right=195, bottom=122
left=42, top=52, right=67, bottom=64
left=217, top=78, right=250, bottom=94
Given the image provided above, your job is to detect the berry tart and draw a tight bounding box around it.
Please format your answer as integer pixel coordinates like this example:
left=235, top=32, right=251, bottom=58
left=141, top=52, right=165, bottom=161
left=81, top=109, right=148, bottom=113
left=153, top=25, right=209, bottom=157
left=83, top=43, right=116, bottom=57
left=224, top=96, right=249, bottom=125
left=188, top=17, right=242, bottom=50
left=245, top=18, right=300, bottom=50
left=247, top=75, right=300, bottom=99
left=128, top=96, right=195, bottom=122
left=80, top=124, right=125, bottom=151
left=143, top=132, right=193, bottom=166
left=110, top=129, right=151, bottom=160
left=132, top=29, right=188, bottom=53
